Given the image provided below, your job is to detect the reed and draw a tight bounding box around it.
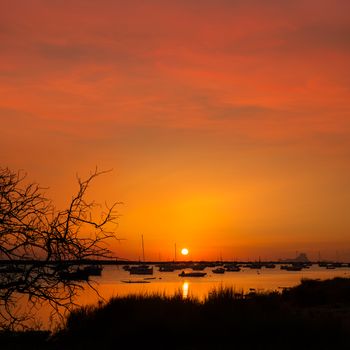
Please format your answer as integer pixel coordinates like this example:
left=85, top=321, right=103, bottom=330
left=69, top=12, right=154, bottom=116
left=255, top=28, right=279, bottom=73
left=2, top=277, right=350, bottom=349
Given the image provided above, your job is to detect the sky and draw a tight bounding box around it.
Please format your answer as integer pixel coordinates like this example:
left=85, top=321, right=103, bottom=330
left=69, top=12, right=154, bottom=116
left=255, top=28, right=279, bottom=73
left=1, top=0, right=350, bottom=261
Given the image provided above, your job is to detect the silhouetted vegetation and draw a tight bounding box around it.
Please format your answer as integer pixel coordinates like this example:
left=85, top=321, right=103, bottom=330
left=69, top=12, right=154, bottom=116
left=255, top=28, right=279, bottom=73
left=2, top=277, right=350, bottom=349
left=0, top=330, right=50, bottom=350
left=283, top=276, right=350, bottom=306
left=0, top=167, right=119, bottom=329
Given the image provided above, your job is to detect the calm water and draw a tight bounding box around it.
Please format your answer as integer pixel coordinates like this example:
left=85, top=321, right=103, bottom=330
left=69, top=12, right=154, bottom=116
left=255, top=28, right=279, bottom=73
left=85, top=264, right=350, bottom=300
left=31, top=264, right=350, bottom=328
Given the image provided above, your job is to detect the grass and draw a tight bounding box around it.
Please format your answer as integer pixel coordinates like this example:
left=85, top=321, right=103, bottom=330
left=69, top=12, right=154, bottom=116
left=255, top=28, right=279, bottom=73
left=2, top=277, right=350, bottom=349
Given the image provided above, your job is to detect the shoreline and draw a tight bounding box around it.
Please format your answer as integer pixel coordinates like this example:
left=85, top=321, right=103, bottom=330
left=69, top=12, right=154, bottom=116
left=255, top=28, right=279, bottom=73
left=2, top=277, right=350, bottom=349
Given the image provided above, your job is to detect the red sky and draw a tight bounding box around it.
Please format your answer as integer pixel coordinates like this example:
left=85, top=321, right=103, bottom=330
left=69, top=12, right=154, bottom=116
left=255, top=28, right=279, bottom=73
left=1, top=0, right=350, bottom=261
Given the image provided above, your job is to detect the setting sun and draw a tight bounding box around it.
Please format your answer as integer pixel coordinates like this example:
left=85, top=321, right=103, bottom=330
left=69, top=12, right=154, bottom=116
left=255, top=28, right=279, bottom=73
left=181, top=248, right=189, bottom=256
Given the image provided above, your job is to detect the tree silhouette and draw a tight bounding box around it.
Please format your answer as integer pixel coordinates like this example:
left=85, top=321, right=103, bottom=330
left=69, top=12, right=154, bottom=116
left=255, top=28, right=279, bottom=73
left=0, top=167, right=119, bottom=329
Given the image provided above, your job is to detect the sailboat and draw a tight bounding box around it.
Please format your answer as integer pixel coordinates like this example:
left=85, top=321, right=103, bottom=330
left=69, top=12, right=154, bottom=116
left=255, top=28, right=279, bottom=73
left=129, top=234, right=154, bottom=275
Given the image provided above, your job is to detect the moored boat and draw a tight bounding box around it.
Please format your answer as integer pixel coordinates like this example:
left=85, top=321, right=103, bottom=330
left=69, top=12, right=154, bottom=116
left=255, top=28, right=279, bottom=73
left=226, top=266, right=241, bottom=272
left=285, top=265, right=303, bottom=271
left=178, top=271, right=207, bottom=277
left=59, top=268, right=89, bottom=281
left=191, top=264, right=207, bottom=271
left=84, top=265, right=103, bottom=276
left=159, top=265, right=176, bottom=272
left=121, top=279, right=150, bottom=284
left=248, top=263, right=262, bottom=269
left=212, top=267, right=225, bottom=274
left=129, top=265, right=154, bottom=275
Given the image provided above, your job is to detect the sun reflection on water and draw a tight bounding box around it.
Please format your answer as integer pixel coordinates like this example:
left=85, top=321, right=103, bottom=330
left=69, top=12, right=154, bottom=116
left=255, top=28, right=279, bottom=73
left=182, top=281, right=189, bottom=299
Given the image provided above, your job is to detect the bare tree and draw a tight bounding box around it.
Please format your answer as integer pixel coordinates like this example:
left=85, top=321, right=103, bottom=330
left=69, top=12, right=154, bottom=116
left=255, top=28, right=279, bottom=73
left=0, top=167, right=119, bottom=329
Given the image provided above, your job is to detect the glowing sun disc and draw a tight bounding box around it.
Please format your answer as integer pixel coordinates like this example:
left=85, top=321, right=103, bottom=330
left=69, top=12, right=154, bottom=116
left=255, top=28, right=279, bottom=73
left=181, top=248, right=189, bottom=256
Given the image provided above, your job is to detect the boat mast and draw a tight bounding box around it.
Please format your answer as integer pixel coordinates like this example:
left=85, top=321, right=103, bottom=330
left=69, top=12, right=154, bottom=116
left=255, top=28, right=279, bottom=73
left=174, top=243, right=177, bottom=262
left=141, top=234, right=145, bottom=262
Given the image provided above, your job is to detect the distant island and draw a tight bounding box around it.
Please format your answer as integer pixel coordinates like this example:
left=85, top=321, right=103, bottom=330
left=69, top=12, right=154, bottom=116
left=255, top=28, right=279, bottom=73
left=279, top=252, right=310, bottom=263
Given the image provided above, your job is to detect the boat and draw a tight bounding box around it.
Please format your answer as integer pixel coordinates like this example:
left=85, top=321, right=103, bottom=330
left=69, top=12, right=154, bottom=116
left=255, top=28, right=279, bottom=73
left=191, top=264, right=207, bottom=271
left=127, top=235, right=153, bottom=275
left=83, top=265, right=103, bottom=276
left=318, top=262, right=328, bottom=267
left=178, top=271, right=207, bottom=277
left=121, top=280, right=150, bottom=284
left=212, top=267, right=225, bottom=274
left=226, top=266, right=241, bottom=272
left=159, top=265, right=176, bottom=272
left=248, top=263, right=262, bottom=269
left=59, top=268, right=89, bottom=281
left=285, top=265, right=303, bottom=271
left=129, top=265, right=154, bottom=275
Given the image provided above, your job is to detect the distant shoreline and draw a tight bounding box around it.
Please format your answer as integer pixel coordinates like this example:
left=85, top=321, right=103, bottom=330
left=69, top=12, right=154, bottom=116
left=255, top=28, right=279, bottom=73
left=1, top=259, right=348, bottom=265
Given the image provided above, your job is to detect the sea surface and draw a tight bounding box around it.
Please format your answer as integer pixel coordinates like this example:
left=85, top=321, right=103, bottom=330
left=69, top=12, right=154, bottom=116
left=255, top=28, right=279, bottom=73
left=27, top=264, right=350, bottom=328
left=86, top=264, right=350, bottom=300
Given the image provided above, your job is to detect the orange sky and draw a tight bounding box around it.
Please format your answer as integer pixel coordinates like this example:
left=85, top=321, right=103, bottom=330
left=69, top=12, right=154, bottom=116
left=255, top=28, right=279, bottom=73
left=1, top=0, right=350, bottom=261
